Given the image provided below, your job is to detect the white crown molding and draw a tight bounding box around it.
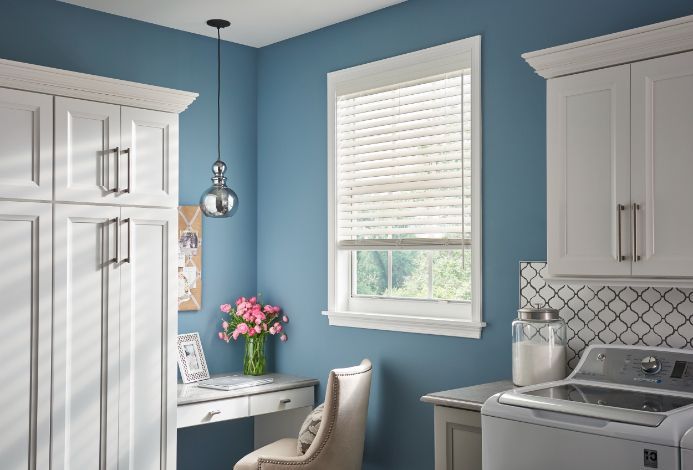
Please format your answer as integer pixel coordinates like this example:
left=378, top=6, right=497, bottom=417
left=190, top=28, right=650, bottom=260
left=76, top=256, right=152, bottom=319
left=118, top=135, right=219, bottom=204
left=523, top=15, right=693, bottom=79
left=0, top=58, right=198, bottom=113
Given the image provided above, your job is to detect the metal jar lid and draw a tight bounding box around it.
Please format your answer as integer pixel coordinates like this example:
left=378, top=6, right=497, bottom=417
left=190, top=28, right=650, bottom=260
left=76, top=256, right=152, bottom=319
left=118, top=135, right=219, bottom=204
left=518, top=305, right=560, bottom=321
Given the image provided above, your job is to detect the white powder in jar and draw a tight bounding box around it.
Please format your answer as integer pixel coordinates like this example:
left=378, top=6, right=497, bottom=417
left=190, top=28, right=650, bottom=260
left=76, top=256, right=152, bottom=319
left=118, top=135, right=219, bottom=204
left=512, top=341, right=566, bottom=386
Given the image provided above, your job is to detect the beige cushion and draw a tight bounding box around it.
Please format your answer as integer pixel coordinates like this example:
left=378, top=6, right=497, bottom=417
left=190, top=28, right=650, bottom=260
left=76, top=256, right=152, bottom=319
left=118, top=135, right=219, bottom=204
left=296, top=403, right=324, bottom=454
left=234, top=438, right=299, bottom=470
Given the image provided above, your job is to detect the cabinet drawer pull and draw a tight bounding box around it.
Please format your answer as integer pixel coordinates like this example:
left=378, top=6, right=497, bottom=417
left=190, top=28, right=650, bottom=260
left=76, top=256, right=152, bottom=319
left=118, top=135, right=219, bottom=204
left=122, top=217, right=131, bottom=263
left=616, top=204, right=625, bottom=262
left=632, top=203, right=641, bottom=262
left=279, top=399, right=291, bottom=405
left=208, top=410, right=222, bottom=416
left=110, top=216, right=120, bottom=263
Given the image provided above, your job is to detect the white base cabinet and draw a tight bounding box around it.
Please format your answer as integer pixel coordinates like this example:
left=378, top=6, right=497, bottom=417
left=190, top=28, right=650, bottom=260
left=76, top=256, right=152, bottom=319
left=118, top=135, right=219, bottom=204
left=434, top=406, right=482, bottom=470
left=0, top=56, right=196, bottom=470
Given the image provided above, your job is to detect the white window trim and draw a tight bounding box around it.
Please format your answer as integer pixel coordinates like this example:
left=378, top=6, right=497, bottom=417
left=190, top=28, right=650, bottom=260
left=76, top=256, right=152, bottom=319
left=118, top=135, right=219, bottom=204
left=324, top=36, right=484, bottom=339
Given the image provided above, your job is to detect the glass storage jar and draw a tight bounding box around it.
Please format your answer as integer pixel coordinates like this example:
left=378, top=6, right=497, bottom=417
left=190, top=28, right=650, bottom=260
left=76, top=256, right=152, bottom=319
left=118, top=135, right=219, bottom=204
left=512, top=305, right=567, bottom=386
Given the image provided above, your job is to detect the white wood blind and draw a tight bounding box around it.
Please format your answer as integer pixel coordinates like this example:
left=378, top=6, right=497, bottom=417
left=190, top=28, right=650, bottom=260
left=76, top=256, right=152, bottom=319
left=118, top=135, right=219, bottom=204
left=336, top=69, right=472, bottom=249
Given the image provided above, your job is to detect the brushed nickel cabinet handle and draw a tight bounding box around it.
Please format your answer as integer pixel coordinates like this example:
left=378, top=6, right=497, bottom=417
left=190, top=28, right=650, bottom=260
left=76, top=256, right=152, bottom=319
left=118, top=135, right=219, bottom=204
left=279, top=399, right=291, bottom=405
left=632, top=203, right=641, bottom=262
left=122, top=217, right=131, bottom=263
left=110, top=217, right=120, bottom=263
left=617, top=204, right=625, bottom=262
left=112, top=147, right=120, bottom=193
left=208, top=410, right=222, bottom=416
left=124, top=148, right=132, bottom=194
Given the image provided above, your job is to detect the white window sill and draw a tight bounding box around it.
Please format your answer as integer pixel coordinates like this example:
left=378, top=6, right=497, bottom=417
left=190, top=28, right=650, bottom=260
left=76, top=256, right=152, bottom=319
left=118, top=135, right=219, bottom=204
left=321, top=310, right=486, bottom=338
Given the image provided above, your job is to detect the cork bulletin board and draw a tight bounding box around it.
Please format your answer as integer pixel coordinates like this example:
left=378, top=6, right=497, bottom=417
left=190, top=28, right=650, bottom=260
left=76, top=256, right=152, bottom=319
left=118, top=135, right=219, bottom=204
left=178, top=206, right=202, bottom=311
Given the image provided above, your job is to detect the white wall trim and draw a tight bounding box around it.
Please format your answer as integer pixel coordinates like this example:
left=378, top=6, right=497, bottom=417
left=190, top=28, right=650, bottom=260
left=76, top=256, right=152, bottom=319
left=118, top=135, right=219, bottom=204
left=322, top=310, right=485, bottom=338
left=0, top=58, right=198, bottom=113
left=522, top=14, right=693, bottom=79
left=326, top=36, right=483, bottom=336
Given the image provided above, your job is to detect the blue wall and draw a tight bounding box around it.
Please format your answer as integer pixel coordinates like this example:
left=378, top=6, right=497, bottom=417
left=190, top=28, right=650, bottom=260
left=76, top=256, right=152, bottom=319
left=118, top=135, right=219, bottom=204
left=0, top=1, right=257, bottom=468
left=256, top=1, right=693, bottom=469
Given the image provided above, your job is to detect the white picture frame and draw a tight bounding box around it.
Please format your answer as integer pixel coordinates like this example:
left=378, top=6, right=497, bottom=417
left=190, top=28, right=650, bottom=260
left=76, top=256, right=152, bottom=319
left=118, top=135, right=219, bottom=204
left=176, top=332, right=210, bottom=383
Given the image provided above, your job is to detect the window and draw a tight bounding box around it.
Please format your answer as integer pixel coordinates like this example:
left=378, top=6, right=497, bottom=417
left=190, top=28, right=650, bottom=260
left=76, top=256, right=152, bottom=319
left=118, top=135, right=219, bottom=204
left=325, top=36, right=483, bottom=338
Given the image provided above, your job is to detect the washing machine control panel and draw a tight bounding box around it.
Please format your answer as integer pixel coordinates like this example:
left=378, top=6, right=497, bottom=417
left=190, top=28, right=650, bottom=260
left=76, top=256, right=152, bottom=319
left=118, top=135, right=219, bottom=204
left=573, top=346, right=693, bottom=393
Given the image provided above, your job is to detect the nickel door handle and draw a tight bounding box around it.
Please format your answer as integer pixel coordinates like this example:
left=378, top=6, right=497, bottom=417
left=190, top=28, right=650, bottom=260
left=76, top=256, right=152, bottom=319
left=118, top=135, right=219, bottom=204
left=124, top=148, right=132, bottom=193
left=208, top=410, right=222, bottom=416
left=122, top=217, right=131, bottom=263
left=632, top=203, right=641, bottom=262
left=110, top=217, right=120, bottom=263
left=279, top=399, right=291, bottom=405
left=112, top=147, right=120, bottom=193
left=616, top=204, right=625, bottom=262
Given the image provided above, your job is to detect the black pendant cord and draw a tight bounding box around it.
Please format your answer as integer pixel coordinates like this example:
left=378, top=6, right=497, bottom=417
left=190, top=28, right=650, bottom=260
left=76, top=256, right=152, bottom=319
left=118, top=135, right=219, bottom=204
left=216, top=26, right=221, bottom=165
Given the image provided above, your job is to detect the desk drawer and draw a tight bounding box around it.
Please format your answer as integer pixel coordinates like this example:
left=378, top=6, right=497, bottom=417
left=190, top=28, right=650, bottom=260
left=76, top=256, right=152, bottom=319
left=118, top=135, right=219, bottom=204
left=178, top=396, right=249, bottom=428
left=250, top=387, right=314, bottom=416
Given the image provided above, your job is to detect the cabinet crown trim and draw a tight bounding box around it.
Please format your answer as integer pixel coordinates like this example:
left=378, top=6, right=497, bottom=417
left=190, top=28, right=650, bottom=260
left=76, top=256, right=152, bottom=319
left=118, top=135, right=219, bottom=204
left=0, top=58, right=198, bottom=113
left=522, top=14, right=693, bottom=79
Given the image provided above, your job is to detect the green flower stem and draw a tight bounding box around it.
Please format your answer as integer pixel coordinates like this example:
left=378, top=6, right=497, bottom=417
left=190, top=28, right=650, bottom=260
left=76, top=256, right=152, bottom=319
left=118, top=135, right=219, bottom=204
left=244, top=335, right=267, bottom=376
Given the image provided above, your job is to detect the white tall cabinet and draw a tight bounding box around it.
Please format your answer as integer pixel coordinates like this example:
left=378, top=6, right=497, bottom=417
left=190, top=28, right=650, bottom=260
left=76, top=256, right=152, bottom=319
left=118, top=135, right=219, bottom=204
left=524, top=15, right=693, bottom=282
left=0, top=57, right=197, bottom=470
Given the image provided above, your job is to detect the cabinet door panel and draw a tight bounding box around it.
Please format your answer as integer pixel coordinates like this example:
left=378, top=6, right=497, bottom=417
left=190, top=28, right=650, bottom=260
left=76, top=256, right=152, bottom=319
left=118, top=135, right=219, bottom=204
left=632, top=51, right=693, bottom=277
left=0, top=202, right=51, bottom=470
left=53, top=204, right=121, bottom=470
left=0, top=89, right=52, bottom=200
left=119, top=207, right=176, bottom=470
left=547, top=65, right=631, bottom=277
left=119, top=108, right=178, bottom=207
left=55, top=97, right=120, bottom=204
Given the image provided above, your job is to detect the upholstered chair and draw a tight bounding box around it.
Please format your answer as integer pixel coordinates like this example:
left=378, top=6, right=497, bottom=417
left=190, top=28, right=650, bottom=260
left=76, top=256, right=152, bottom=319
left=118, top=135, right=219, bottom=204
left=234, top=359, right=373, bottom=470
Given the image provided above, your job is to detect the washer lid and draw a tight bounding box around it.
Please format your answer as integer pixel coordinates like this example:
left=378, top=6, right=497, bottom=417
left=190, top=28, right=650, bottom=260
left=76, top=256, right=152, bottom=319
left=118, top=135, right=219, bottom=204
left=498, top=384, right=679, bottom=427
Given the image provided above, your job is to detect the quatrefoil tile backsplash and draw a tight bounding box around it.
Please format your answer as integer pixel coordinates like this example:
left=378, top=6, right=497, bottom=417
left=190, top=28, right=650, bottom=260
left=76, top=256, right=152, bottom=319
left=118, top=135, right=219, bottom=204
left=520, top=262, right=693, bottom=369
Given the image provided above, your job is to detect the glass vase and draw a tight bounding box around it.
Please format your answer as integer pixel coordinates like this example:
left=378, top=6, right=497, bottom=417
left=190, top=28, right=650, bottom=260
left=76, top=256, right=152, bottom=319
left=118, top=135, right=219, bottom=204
left=243, top=335, right=267, bottom=376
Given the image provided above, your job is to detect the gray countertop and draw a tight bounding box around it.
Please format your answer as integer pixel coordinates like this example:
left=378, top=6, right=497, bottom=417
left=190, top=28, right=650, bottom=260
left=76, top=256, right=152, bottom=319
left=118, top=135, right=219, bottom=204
left=420, top=380, right=515, bottom=411
left=178, top=373, right=319, bottom=406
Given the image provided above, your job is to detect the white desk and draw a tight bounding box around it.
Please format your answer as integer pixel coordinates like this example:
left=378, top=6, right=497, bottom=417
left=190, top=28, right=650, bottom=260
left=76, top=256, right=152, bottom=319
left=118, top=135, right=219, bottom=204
left=178, top=373, right=319, bottom=448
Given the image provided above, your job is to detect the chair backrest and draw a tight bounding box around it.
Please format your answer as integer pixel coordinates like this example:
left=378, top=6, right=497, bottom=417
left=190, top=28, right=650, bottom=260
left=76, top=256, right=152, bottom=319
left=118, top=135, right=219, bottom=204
left=303, top=359, right=373, bottom=470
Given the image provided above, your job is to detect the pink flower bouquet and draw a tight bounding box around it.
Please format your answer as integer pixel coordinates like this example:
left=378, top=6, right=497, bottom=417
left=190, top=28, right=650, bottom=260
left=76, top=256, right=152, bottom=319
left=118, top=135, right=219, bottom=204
left=218, top=296, right=289, bottom=375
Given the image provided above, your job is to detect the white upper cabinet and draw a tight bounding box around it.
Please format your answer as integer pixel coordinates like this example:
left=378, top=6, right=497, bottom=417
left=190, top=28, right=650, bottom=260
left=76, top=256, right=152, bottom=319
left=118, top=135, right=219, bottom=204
left=119, top=107, right=178, bottom=207
left=631, top=51, right=693, bottom=277
left=54, top=98, right=179, bottom=207
left=547, top=65, right=631, bottom=277
left=526, top=15, right=693, bottom=282
left=55, top=97, right=121, bottom=204
left=0, top=201, right=52, bottom=470
left=0, top=89, right=52, bottom=200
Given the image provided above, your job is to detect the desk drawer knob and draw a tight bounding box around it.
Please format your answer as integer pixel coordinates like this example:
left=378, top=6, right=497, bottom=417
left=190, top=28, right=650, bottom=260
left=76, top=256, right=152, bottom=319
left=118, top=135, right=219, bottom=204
left=208, top=410, right=222, bottom=416
left=279, top=399, right=291, bottom=405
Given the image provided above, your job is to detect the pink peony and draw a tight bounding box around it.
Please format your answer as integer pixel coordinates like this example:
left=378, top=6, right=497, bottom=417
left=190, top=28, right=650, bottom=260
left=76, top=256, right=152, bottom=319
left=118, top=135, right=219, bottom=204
left=273, top=322, right=283, bottom=333
left=269, top=326, right=276, bottom=335
left=237, top=323, right=249, bottom=334
left=222, top=321, right=229, bottom=330
left=218, top=331, right=224, bottom=340
left=232, top=330, right=240, bottom=341
left=249, top=296, right=257, bottom=304
left=263, top=305, right=273, bottom=314
left=220, top=303, right=232, bottom=313
left=280, top=334, right=288, bottom=342
left=282, top=315, right=289, bottom=323
left=262, top=323, right=268, bottom=331
left=236, top=296, right=246, bottom=306
left=273, top=306, right=281, bottom=314
left=248, top=328, right=255, bottom=337
left=254, top=325, right=262, bottom=334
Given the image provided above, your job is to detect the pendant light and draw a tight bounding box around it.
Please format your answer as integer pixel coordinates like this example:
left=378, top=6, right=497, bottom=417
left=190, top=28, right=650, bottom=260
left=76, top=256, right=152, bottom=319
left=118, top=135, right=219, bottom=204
left=199, top=19, right=239, bottom=218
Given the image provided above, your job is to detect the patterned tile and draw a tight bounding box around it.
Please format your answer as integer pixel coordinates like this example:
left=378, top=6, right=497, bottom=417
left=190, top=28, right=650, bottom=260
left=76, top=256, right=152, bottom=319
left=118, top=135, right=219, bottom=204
left=520, top=262, right=693, bottom=369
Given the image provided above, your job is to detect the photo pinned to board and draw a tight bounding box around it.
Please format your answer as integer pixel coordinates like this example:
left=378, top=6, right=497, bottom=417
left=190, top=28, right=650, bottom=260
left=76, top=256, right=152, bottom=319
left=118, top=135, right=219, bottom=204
left=178, top=205, right=202, bottom=310
left=176, top=332, right=210, bottom=383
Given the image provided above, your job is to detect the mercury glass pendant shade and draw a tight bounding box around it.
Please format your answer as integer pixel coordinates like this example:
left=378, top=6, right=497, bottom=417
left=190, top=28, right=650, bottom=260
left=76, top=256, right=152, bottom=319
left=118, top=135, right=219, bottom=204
left=199, top=18, right=239, bottom=218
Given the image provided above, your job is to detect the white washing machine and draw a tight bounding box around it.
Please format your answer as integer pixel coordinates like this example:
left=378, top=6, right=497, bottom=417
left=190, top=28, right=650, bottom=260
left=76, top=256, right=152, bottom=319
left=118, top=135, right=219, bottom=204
left=482, top=345, right=693, bottom=470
